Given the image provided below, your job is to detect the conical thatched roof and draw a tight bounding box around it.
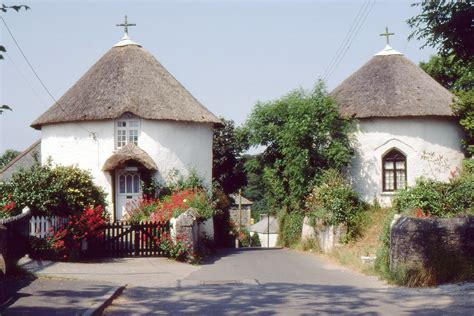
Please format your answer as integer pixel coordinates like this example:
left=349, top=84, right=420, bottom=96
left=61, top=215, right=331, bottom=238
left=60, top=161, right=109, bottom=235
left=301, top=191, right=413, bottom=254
left=331, top=47, right=455, bottom=118
left=31, top=43, right=221, bottom=129
left=102, top=143, right=157, bottom=171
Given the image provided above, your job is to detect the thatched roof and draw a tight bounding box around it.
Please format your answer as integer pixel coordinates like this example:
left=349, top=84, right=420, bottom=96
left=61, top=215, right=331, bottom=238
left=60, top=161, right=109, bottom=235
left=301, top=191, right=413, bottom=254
left=331, top=48, right=455, bottom=118
left=102, top=143, right=157, bottom=171
left=31, top=43, right=221, bottom=129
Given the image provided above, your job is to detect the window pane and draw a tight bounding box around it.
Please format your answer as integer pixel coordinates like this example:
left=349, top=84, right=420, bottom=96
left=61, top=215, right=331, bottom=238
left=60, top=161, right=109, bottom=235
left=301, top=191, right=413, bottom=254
left=395, top=161, right=405, bottom=170
left=396, top=170, right=406, bottom=189
left=133, top=175, right=140, bottom=193
left=119, top=175, right=125, bottom=193
left=126, top=175, right=133, bottom=193
left=129, top=121, right=138, bottom=128
left=385, top=170, right=394, bottom=190
left=384, top=162, right=394, bottom=170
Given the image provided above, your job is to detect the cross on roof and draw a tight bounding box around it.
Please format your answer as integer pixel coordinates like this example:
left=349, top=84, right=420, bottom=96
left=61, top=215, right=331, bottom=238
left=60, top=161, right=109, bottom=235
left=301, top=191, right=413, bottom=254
left=379, top=26, right=395, bottom=45
left=116, top=15, right=136, bottom=36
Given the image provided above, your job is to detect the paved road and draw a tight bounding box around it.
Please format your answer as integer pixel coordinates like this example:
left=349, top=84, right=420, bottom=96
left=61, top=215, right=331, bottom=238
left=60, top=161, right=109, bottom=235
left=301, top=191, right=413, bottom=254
left=105, top=248, right=474, bottom=315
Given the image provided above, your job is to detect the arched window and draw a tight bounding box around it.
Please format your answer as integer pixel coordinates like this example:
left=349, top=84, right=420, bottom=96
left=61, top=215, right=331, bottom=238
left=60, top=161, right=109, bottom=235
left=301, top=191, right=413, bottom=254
left=382, top=149, right=406, bottom=192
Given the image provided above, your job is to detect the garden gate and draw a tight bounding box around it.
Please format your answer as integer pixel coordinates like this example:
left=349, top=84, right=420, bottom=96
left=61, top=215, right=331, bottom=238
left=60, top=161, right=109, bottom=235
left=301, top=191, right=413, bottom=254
left=92, top=221, right=170, bottom=257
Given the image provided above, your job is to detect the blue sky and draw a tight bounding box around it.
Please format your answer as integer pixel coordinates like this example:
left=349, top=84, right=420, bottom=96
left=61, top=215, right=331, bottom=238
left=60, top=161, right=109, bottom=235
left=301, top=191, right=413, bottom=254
left=0, top=0, right=436, bottom=153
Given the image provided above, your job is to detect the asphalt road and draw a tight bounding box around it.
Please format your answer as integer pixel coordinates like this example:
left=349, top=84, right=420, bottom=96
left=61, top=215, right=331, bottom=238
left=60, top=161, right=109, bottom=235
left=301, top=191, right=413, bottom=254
left=105, top=248, right=474, bottom=315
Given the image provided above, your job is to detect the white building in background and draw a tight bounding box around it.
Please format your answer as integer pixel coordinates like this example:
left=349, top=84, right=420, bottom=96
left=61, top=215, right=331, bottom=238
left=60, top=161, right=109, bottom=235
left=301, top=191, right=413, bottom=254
left=250, top=215, right=279, bottom=248
left=29, top=23, right=220, bottom=220
left=331, top=39, right=465, bottom=206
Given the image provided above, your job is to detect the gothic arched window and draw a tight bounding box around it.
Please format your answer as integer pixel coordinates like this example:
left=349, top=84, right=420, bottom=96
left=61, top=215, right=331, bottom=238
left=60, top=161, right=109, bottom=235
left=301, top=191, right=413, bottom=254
left=382, top=149, right=406, bottom=192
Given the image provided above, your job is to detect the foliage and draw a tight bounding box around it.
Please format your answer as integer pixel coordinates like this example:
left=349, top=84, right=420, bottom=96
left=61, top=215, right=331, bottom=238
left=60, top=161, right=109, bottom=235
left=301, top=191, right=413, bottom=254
left=245, top=83, right=353, bottom=212
left=242, top=154, right=271, bottom=219
left=408, top=1, right=474, bottom=61
left=158, top=231, right=194, bottom=262
left=251, top=232, right=261, bottom=247
left=213, top=118, right=248, bottom=194
left=44, top=206, right=109, bottom=261
left=2, top=163, right=107, bottom=216
left=0, top=192, right=19, bottom=219
left=237, top=228, right=252, bottom=247
left=161, top=169, right=206, bottom=197
left=305, top=169, right=366, bottom=242
left=0, top=149, right=20, bottom=169
left=125, top=189, right=216, bottom=223
left=452, top=89, right=474, bottom=156
left=419, top=55, right=473, bottom=91
left=393, top=175, right=474, bottom=218
left=278, top=210, right=304, bottom=247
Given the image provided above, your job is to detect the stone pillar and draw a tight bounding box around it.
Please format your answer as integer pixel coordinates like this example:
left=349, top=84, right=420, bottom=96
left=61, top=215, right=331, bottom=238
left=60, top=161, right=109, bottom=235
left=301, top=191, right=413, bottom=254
left=173, top=209, right=199, bottom=253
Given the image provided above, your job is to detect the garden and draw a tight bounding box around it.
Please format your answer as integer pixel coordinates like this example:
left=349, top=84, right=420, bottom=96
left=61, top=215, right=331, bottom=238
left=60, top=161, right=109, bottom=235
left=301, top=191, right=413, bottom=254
left=0, top=163, right=219, bottom=267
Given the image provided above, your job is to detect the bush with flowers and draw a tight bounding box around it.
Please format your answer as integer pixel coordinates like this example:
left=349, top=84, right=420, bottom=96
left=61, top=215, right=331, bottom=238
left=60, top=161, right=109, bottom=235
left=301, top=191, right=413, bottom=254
left=30, top=205, right=109, bottom=261
left=0, top=190, right=20, bottom=219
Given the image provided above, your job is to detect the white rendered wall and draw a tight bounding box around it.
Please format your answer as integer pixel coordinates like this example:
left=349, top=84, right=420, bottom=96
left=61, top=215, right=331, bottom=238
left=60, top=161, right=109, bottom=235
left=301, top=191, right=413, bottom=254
left=349, top=117, right=465, bottom=206
left=255, top=232, right=278, bottom=248
left=41, top=119, right=214, bottom=215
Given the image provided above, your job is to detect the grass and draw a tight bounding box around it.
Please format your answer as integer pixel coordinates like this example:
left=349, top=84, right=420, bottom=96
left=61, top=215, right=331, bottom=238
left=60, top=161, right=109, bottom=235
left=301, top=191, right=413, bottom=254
left=326, top=206, right=391, bottom=275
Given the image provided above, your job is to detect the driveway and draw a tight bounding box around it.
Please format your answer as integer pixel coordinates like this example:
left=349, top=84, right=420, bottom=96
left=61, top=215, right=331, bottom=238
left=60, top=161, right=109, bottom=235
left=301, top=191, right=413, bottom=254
left=103, top=248, right=473, bottom=315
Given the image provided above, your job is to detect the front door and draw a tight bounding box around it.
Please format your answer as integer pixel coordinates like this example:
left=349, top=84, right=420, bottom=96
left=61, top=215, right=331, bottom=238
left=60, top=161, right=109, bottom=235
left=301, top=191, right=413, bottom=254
left=115, top=169, right=141, bottom=221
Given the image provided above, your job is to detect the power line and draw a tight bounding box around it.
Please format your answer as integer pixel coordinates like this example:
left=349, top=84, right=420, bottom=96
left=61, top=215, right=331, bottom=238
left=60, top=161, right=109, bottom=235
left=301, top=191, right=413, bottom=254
left=321, top=0, right=376, bottom=82
left=0, top=16, right=96, bottom=138
left=321, top=0, right=369, bottom=81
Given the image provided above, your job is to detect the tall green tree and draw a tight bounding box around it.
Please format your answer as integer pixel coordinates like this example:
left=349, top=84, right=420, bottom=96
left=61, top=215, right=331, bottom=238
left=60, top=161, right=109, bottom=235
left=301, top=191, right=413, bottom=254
left=212, top=118, right=248, bottom=194
left=408, top=0, right=473, bottom=61
left=0, top=149, right=20, bottom=169
left=245, top=83, right=353, bottom=212
left=411, top=1, right=474, bottom=156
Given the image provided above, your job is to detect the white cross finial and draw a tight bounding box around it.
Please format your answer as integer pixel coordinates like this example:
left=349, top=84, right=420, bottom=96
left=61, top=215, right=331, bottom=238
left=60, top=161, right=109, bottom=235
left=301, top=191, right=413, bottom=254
left=380, top=26, right=395, bottom=45
left=116, top=15, right=136, bottom=36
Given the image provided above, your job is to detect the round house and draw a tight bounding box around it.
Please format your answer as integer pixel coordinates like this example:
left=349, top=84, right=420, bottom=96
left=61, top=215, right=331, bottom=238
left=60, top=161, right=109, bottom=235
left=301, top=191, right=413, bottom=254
left=31, top=33, right=221, bottom=220
left=331, top=44, right=465, bottom=206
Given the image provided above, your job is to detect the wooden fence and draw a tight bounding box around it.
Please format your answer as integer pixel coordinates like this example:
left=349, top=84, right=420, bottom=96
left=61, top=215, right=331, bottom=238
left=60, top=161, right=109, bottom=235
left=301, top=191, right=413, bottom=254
left=91, top=221, right=170, bottom=257
left=30, top=216, right=68, bottom=238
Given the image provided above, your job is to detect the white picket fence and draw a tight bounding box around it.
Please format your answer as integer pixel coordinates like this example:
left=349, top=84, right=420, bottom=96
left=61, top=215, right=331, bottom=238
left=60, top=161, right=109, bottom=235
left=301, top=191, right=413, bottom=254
left=30, top=216, right=68, bottom=238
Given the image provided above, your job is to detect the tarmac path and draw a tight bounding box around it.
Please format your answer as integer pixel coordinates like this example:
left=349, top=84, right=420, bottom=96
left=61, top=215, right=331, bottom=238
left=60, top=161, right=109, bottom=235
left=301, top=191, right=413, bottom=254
left=104, top=248, right=474, bottom=315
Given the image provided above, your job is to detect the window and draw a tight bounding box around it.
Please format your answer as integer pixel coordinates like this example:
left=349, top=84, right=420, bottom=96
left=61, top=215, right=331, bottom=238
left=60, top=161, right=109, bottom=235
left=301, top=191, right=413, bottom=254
left=116, top=117, right=139, bottom=148
left=118, top=173, right=140, bottom=194
left=382, top=149, right=406, bottom=192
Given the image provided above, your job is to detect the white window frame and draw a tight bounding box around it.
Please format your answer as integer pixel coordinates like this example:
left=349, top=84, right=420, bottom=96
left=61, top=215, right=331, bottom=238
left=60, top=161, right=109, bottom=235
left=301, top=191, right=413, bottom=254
left=115, top=113, right=140, bottom=149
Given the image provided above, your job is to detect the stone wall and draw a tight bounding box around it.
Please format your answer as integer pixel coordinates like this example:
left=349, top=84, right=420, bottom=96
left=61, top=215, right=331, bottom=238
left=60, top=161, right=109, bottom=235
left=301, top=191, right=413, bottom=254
left=170, top=208, right=214, bottom=254
left=390, top=215, right=474, bottom=273
left=301, top=216, right=346, bottom=253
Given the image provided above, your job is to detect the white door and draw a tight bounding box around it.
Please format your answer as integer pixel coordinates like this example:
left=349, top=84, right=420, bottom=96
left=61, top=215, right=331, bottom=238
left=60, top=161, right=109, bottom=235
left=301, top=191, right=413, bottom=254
left=115, top=169, right=141, bottom=221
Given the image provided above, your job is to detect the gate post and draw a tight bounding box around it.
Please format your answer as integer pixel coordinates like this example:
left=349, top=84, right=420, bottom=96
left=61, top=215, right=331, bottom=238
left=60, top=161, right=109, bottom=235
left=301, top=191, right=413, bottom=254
left=134, top=226, right=140, bottom=256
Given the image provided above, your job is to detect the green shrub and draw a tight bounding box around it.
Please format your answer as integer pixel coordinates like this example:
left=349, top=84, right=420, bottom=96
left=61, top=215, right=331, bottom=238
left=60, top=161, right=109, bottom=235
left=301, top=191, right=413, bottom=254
left=278, top=209, right=304, bottom=247
left=305, top=169, right=366, bottom=242
left=393, top=176, right=473, bottom=217
left=3, top=163, right=107, bottom=217
left=251, top=232, right=261, bottom=247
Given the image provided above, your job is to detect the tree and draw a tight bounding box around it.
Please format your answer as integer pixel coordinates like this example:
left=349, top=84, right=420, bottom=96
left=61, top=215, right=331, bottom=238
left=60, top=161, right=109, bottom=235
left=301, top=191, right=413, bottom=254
left=411, top=2, right=474, bottom=156
left=408, top=1, right=474, bottom=61
left=242, top=154, right=271, bottom=219
left=212, top=118, right=248, bottom=194
left=245, top=83, right=354, bottom=212
left=0, top=149, right=20, bottom=169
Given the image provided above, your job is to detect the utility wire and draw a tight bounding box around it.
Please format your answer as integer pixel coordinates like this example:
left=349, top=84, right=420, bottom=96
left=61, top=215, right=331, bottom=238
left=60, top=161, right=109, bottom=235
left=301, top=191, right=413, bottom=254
left=322, top=0, right=376, bottom=82
left=0, top=16, right=97, bottom=138
left=321, top=0, right=369, bottom=81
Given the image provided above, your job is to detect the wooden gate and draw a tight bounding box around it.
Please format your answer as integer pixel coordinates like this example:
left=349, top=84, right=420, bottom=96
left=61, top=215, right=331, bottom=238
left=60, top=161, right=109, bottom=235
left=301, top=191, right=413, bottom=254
left=93, top=221, right=170, bottom=257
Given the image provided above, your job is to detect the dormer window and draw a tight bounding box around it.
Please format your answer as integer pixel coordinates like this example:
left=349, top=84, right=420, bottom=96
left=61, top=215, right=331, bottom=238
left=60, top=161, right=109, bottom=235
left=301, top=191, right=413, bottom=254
left=116, top=114, right=140, bottom=149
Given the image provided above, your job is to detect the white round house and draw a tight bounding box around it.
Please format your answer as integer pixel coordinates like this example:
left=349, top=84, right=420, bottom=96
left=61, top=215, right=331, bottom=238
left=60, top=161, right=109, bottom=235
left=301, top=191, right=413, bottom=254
left=331, top=44, right=465, bottom=206
left=31, top=31, right=221, bottom=220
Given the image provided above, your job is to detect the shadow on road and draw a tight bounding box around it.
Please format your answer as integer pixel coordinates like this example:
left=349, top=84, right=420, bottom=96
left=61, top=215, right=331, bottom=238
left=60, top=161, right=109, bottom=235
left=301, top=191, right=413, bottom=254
left=106, top=281, right=473, bottom=315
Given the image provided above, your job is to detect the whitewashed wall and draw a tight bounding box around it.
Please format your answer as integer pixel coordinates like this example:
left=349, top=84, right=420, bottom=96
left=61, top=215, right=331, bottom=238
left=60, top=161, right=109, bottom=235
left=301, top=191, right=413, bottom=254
left=252, top=232, right=278, bottom=248
left=350, top=117, right=465, bottom=206
left=41, top=119, right=214, bottom=215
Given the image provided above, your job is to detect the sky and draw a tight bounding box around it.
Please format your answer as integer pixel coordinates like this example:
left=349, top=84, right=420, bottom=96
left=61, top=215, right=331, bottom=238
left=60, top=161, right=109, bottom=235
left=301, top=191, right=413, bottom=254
left=0, top=0, right=436, bottom=153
